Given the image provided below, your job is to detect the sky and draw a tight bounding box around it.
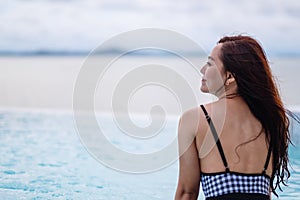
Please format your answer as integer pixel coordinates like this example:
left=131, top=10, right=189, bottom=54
left=0, top=0, right=300, bottom=56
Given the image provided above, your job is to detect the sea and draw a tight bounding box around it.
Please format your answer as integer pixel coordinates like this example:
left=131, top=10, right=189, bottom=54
left=0, top=56, right=300, bottom=199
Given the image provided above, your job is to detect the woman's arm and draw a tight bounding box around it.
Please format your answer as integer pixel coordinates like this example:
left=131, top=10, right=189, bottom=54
left=175, top=109, right=201, bottom=200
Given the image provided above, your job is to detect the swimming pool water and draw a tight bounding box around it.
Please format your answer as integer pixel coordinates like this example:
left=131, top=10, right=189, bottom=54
left=0, top=110, right=299, bottom=199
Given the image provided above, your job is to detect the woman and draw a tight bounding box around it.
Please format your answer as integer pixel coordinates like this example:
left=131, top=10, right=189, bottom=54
left=175, top=35, right=297, bottom=199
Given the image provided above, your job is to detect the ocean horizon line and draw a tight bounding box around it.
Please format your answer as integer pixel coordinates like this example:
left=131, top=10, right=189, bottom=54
left=0, top=49, right=205, bottom=57
left=1, top=50, right=300, bottom=58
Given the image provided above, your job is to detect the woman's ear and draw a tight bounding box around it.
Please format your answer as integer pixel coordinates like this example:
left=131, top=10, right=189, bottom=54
left=225, top=72, right=235, bottom=85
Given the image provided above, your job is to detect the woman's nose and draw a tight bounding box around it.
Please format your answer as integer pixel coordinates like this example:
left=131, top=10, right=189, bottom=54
left=200, top=65, right=206, bottom=75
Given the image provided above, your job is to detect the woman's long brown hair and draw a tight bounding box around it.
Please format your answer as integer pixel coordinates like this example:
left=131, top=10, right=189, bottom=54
left=218, top=35, right=298, bottom=196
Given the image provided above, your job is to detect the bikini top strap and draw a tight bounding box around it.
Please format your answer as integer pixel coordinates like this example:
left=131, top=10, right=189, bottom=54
left=200, top=105, right=230, bottom=172
left=262, top=141, right=272, bottom=175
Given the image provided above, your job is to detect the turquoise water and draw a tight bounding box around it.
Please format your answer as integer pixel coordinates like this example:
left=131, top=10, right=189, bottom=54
left=0, top=110, right=299, bottom=199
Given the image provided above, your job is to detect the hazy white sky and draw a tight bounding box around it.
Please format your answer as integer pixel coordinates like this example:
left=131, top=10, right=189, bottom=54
left=0, top=0, right=299, bottom=56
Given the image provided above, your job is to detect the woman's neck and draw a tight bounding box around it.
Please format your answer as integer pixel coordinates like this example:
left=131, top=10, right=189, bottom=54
left=215, top=82, right=238, bottom=100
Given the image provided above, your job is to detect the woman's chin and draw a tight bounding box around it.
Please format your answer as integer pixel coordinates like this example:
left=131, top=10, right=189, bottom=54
left=200, top=86, right=209, bottom=93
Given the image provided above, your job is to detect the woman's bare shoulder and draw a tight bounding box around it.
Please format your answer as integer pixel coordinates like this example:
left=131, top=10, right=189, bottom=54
left=180, top=102, right=216, bottom=118
left=179, top=104, right=213, bottom=137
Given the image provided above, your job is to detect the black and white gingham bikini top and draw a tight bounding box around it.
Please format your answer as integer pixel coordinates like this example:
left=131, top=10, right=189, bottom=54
left=200, top=105, right=272, bottom=200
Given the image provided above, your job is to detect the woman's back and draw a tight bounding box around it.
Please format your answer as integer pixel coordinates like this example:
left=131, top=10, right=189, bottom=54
left=197, top=97, right=273, bottom=177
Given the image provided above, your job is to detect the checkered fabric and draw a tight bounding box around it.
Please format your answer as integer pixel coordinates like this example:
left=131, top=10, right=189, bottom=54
left=201, top=171, right=270, bottom=198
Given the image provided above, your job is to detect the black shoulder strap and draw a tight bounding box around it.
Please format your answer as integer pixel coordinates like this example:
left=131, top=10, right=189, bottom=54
left=200, top=105, right=230, bottom=172
left=262, top=141, right=272, bottom=174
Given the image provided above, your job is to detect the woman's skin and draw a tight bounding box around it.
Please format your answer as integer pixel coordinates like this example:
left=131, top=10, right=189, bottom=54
left=175, top=43, right=272, bottom=200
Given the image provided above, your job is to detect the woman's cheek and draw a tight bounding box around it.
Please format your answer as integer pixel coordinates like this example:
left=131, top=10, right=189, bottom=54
left=206, top=70, right=224, bottom=92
